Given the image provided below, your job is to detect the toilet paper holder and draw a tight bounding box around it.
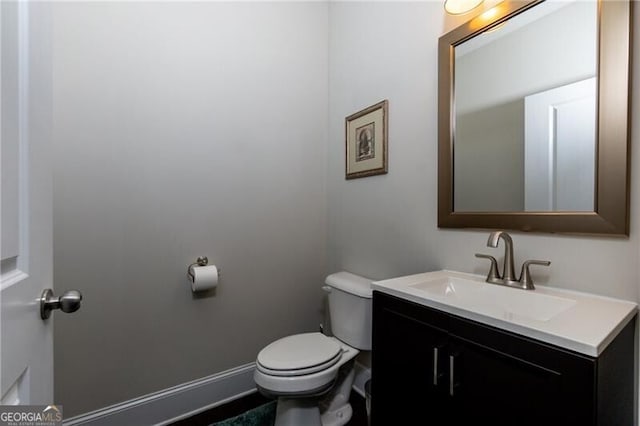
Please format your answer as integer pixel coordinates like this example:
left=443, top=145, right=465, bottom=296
left=187, top=256, right=218, bottom=282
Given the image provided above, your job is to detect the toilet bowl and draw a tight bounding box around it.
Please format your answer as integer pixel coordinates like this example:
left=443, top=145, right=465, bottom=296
left=253, top=272, right=372, bottom=426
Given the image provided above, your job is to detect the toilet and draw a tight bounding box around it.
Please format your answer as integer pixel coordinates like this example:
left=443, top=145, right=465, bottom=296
left=254, top=271, right=372, bottom=426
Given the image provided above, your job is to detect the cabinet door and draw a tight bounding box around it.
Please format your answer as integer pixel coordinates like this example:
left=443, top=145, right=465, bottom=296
left=372, top=294, right=450, bottom=425
left=448, top=318, right=596, bottom=426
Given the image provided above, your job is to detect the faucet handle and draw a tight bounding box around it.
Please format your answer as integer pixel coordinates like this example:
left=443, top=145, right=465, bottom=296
left=475, top=253, right=501, bottom=282
left=519, top=260, right=551, bottom=290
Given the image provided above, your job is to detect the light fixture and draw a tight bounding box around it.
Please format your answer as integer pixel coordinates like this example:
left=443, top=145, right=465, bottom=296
left=478, top=6, right=498, bottom=20
left=444, top=0, right=484, bottom=15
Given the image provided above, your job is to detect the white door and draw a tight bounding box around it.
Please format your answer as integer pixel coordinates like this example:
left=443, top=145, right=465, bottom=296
left=524, top=77, right=597, bottom=211
left=1, top=1, right=74, bottom=407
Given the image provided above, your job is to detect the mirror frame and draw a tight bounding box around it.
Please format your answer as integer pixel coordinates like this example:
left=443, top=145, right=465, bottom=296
left=438, top=0, right=632, bottom=235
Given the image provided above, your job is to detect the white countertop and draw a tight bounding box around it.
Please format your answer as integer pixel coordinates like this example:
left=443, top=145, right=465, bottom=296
left=372, top=270, right=638, bottom=357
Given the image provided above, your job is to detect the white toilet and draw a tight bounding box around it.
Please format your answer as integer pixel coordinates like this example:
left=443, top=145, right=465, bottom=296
left=254, top=271, right=372, bottom=426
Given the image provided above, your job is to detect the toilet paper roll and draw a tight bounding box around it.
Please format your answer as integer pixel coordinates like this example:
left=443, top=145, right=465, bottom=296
left=190, top=265, right=219, bottom=292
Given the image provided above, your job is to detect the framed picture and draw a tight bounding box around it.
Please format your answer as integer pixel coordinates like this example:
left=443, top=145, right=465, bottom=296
left=345, top=100, right=388, bottom=179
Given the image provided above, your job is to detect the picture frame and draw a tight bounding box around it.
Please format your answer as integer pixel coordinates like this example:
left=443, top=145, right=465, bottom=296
left=345, top=100, right=388, bottom=179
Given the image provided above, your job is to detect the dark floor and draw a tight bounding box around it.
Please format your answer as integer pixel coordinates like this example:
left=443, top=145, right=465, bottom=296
left=346, top=390, right=368, bottom=426
left=170, top=390, right=367, bottom=426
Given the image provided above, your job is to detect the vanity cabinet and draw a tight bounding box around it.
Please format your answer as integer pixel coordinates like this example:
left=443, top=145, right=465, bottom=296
left=371, top=291, right=636, bottom=426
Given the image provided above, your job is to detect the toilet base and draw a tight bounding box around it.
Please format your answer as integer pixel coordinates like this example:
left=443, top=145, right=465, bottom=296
left=319, top=359, right=355, bottom=426
left=273, top=394, right=354, bottom=426
left=271, top=359, right=356, bottom=426
left=274, top=398, right=322, bottom=426
left=320, top=402, right=352, bottom=426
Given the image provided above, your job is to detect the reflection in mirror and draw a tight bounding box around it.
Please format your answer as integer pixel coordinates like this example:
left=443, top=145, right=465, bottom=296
left=438, top=0, right=631, bottom=235
left=453, top=1, right=597, bottom=212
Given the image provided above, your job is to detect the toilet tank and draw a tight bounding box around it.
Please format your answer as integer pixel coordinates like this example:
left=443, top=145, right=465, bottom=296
left=325, top=272, right=373, bottom=350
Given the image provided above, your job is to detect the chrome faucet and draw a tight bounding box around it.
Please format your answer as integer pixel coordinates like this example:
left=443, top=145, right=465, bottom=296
left=475, top=231, right=550, bottom=290
left=487, top=231, right=517, bottom=283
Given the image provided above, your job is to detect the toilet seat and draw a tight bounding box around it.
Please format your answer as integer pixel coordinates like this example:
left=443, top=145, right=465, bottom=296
left=257, top=333, right=342, bottom=377
left=254, top=335, right=359, bottom=397
left=257, top=351, right=342, bottom=377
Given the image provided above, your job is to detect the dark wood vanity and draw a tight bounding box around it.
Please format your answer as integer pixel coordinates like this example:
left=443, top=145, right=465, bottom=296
left=371, top=291, right=636, bottom=426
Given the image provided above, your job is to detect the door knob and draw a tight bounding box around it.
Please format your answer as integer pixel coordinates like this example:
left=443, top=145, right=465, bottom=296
left=40, top=289, right=82, bottom=320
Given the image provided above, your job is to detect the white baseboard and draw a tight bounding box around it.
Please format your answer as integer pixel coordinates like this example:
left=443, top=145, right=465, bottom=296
left=63, top=363, right=257, bottom=426
left=63, top=361, right=371, bottom=426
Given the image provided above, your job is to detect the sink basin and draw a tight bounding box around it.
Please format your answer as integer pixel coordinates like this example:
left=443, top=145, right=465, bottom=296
left=372, top=270, right=638, bottom=356
left=410, top=276, right=576, bottom=322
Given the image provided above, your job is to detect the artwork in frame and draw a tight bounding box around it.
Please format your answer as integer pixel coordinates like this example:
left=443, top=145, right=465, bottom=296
left=345, top=100, right=388, bottom=179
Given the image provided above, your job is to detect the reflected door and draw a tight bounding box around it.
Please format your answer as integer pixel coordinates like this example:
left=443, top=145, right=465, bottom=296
left=524, top=77, right=596, bottom=211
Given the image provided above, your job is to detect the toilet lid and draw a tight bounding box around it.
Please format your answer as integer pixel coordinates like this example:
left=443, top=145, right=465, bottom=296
left=257, top=333, right=342, bottom=374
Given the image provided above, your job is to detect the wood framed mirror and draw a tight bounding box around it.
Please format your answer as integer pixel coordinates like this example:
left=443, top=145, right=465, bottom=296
left=438, top=0, right=631, bottom=235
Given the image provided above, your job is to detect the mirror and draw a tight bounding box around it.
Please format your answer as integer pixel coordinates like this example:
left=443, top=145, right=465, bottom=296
left=438, top=0, right=631, bottom=235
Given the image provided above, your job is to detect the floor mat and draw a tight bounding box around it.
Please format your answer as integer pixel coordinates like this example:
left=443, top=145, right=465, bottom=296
left=211, top=401, right=276, bottom=426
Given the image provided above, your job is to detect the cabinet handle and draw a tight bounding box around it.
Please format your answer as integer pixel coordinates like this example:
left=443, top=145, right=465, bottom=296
left=449, top=354, right=455, bottom=396
left=433, top=347, right=439, bottom=385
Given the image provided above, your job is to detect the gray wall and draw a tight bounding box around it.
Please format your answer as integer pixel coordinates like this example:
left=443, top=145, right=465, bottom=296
left=52, top=2, right=328, bottom=416
left=52, top=0, right=640, bottom=418
left=455, top=99, right=524, bottom=211
left=328, top=2, right=639, bottom=299
left=455, top=1, right=597, bottom=114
